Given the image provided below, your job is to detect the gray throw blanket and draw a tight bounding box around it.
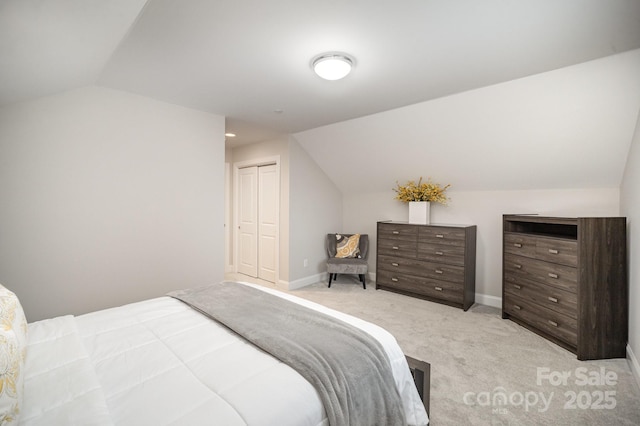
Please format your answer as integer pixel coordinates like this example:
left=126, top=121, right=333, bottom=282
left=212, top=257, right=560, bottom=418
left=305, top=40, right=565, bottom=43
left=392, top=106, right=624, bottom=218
left=168, top=281, right=406, bottom=426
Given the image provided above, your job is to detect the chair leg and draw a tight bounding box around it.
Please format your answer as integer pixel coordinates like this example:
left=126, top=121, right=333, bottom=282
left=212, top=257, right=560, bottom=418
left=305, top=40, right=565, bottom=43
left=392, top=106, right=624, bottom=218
left=328, top=273, right=333, bottom=288
left=360, top=274, right=366, bottom=289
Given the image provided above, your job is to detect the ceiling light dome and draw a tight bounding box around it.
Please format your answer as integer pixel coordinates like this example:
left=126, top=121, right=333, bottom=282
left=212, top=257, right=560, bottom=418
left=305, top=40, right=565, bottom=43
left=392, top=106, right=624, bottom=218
left=312, top=53, right=354, bottom=80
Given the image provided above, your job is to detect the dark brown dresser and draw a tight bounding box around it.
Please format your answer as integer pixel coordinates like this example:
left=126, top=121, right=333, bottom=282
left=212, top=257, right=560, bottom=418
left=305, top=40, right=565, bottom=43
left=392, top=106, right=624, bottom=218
left=376, top=221, right=477, bottom=311
left=502, top=215, right=627, bottom=360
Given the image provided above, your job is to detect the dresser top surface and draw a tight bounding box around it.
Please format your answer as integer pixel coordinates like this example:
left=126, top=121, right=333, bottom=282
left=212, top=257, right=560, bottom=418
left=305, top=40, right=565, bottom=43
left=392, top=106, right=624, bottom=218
left=378, top=220, right=475, bottom=229
left=504, top=214, right=625, bottom=224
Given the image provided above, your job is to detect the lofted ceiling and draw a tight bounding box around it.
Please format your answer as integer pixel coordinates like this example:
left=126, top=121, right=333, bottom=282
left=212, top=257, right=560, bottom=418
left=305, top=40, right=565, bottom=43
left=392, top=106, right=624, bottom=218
left=295, top=49, right=640, bottom=193
left=2, top=0, right=640, bottom=148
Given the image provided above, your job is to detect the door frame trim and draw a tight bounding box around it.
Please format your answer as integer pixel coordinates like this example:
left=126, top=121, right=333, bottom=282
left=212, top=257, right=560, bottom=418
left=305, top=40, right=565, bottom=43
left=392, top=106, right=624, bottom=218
left=232, top=156, right=280, bottom=284
left=224, top=162, right=233, bottom=273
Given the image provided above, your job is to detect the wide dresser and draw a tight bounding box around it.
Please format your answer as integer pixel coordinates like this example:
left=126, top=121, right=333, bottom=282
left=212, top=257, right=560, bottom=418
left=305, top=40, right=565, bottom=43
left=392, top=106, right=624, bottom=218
left=502, top=215, right=627, bottom=360
left=376, top=221, right=477, bottom=311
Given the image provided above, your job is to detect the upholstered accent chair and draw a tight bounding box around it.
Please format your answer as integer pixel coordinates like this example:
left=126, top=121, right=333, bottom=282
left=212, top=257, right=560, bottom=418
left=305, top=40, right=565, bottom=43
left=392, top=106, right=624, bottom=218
left=325, top=233, right=369, bottom=289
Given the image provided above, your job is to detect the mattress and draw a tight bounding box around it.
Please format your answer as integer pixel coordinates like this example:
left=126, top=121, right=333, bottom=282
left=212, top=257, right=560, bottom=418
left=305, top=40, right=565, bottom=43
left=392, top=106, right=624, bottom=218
left=21, top=282, right=428, bottom=425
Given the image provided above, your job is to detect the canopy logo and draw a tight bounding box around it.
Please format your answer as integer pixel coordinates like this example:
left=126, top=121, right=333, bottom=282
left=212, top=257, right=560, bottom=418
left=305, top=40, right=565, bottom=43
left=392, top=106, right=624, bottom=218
left=463, top=388, right=553, bottom=413
left=462, top=366, right=619, bottom=415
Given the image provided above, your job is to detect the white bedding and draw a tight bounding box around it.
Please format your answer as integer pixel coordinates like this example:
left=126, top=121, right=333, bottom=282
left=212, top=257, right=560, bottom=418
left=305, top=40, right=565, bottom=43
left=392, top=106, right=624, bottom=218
left=21, top=315, right=112, bottom=425
left=22, top=282, right=428, bottom=426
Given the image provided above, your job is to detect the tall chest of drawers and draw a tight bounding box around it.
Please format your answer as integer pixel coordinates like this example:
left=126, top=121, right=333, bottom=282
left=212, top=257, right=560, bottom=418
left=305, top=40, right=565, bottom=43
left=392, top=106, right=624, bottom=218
left=502, top=215, right=627, bottom=360
left=376, top=221, right=477, bottom=311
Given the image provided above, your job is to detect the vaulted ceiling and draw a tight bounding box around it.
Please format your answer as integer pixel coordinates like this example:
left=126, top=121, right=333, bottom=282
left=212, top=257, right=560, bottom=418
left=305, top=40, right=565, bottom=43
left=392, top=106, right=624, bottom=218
left=2, top=0, right=640, bottom=148
left=295, top=49, right=640, bottom=193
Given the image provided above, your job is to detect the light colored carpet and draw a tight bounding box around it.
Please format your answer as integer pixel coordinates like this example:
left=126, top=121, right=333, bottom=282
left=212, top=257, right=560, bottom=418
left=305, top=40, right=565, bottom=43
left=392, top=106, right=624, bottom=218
left=227, top=273, right=640, bottom=425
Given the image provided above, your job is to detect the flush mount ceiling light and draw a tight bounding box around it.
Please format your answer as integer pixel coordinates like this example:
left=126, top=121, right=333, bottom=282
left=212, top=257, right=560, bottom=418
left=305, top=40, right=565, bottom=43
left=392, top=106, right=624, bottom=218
left=312, top=53, right=354, bottom=80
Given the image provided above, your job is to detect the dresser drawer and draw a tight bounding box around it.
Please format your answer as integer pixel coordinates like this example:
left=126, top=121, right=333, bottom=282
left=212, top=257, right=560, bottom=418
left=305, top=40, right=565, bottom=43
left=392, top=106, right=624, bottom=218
left=377, top=255, right=463, bottom=283
left=417, top=243, right=465, bottom=266
left=535, top=237, right=577, bottom=267
left=504, top=233, right=536, bottom=258
left=504, top=293, right=577, bottom=347
left=378, top=238, right=417, bottom=258
left=377, top=255, right=424, bottom=275
left=378, top=223, right=419, bottom=242
left=419, top=226, right=466, bottom=246
left=504, top=275, right=577, bottom=319
left=504, top=253, right=577, bottom=293
left=377, top=270, right=463, bottom=304
left=418, top=260, right=464, bottom=283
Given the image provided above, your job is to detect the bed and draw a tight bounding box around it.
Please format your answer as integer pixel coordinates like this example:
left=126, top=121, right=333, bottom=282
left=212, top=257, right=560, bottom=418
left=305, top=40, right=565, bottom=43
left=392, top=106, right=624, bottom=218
left=0, top=281, right=429, bottom=425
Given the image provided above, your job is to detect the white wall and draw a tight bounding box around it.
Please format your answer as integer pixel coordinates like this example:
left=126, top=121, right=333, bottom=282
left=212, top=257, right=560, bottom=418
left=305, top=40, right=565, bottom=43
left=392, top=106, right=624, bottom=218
left=621, top=109, right=640, bottom=384
left=0, top=86, right=226, bottom=321
left=344, top=188, right=620, bottom=306
left=288, top=137, right=342, bottom=288
left=229, top=138, right=290, bottom=282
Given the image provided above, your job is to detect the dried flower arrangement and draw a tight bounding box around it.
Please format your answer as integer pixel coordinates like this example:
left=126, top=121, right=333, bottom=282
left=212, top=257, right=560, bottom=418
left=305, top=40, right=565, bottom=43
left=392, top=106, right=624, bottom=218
left=393, top=177, right=451, bottom=205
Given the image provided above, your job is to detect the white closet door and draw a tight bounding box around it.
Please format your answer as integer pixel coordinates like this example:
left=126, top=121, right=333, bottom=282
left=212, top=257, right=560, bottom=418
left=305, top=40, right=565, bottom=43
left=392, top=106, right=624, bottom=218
left=237, top=166, right=258, bottom=277
left=258, top=165, right=277, bottom=282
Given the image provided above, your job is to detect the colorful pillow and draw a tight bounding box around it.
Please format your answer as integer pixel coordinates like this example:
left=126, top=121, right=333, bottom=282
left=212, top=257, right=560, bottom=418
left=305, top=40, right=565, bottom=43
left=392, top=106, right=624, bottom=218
left=335, top=234, right=361, bottom=258
left=0, top=284, right=28, bottom=425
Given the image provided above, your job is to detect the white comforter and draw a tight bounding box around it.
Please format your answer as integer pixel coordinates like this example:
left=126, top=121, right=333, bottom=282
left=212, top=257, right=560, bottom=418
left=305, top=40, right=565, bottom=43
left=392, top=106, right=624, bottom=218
left=21, top=282, right=428, bottom=426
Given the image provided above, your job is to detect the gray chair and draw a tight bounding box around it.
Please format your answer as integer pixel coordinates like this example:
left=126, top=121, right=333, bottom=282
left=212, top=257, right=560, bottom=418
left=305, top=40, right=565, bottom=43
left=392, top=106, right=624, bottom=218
left=326, top=234, right=369, bottom=289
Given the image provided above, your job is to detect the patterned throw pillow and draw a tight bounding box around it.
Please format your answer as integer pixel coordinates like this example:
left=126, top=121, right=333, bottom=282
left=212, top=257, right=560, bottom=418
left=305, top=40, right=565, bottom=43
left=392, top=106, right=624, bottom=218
left=0, top=284, right=28, bottom=426
left=335, top=234, right=361, bottom=258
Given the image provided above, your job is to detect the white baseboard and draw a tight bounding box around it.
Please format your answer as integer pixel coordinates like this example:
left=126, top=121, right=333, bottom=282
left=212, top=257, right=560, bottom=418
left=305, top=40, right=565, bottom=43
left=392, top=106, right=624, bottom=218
left=627, top=344, right=640, bottom=392
left=287, top=272, right=327, bottom=290
left=288, top=272, right=379, bottom=290
left=275, top=279, right=290, bottom=291
left=475, top=293, right=502, bottom=308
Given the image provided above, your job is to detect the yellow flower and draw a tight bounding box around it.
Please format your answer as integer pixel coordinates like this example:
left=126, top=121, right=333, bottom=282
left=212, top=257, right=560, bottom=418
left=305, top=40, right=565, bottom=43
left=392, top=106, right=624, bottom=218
left=393, top=177, right=450, bottom=205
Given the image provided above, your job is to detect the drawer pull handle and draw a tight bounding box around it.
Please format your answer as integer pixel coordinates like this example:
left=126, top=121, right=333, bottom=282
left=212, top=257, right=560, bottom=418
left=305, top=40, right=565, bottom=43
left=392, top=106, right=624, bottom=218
left=513, top=305, right=521, bottom=310
left=435, top=269, right=443, bottom=274
left=391, top=262, right=399, bottom=267
left=514, top=264, right=522, bottom=269
left=548, top=296, right=558, bottom=303
left=434, top=286, right=443, bottom=291
left=391, top=278, right=399, bottom=282
left=548, top=273, right=558, bottom=279
left=548, top=320, right=558, bottom=327
left=548, top=249, right=559, bottom=254
left=392, top=246, right=399, bottom=250
left=513, top=284, right=521, bottom=290
left=435, top=251, right=444, bottom=256
left=436, top=234, right=444, bottom=238
left=513, top=243, right=522, bottom=248
left=392, top=231, right=400, bottom=234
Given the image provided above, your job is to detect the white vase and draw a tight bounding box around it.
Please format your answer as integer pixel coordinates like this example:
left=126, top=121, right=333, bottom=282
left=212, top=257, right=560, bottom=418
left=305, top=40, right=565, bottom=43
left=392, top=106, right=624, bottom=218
left=409, top=201, right=430, bottom=225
